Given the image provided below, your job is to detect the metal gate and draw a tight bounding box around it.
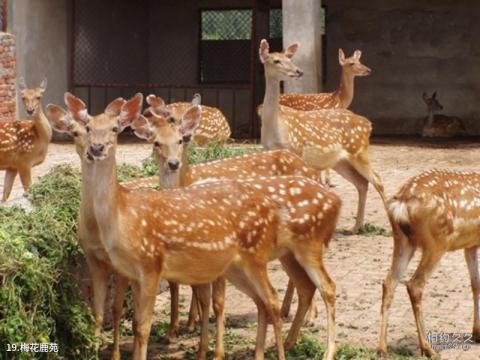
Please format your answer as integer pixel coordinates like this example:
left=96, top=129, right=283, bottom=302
left=70, top=0, right=283, bottom=139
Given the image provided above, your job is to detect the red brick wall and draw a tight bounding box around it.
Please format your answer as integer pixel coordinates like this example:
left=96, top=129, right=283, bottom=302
left=0, top=32, right=15, bottom=122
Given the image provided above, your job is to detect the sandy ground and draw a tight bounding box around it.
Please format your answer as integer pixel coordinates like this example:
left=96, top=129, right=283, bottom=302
left=3, top=138, right=480, bottom=359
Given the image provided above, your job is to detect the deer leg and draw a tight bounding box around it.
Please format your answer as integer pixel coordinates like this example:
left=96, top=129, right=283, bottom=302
left=187, top=288, right=199, bottom=332
left=86, top=256, right=109, bottom=340
left=351, top=150, right=386, bottom=203
left=167, top=281, right=179, bottom=342
left=378, top=224, right=415, bottom=355
left=131, top=274, right=159, bottom=360
left=280, top=279, right=295, bottom=319
left=225, top=266, right=268, bottom=360
left=406, top=249, right=444, bottom=357
left=464, top=247, right=480, bottom=343
left=304, top=297, right=318, bottom=325
left=212, top=277, right=226, bottom=360
left=18, top=167, right=32, bottom=192
left=333, top=160, right=368, bottom=234
left=280, top=253, right=316, bottom=351
left=112, top=275, right=129, bottom=360
left=193, top=284, right=212, bottom=360
left=2, top=168, right=17, bottom=202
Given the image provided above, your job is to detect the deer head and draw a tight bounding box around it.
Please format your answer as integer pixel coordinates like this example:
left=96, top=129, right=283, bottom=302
left=422, top=91, right=443, bottom=113
left=259, top=39, right=303, bottom=81
left=19, top=77, right=47, bottom=116
left=338, top=49, right=371, bottom=77
left=132, top=103, right=201, bottom=172
left=64, top=92, right=142, bottom=162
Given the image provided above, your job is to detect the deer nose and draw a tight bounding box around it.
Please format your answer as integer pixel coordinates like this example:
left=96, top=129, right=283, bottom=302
left=89, top=143, right=105, bottom=156
left=168, top=160, right=180, bottom=171
left=296, top=69, right=304, bottom=77
left=182, top=134, right=193, bottom=143
left=26, top=109, right=34, bottom=116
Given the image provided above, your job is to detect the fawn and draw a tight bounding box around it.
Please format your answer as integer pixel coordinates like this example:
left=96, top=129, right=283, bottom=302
left=421, top=91, right=465, bottom=137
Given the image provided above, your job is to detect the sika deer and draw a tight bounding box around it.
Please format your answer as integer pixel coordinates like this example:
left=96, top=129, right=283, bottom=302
left=421, top=92, right=465, bottom=137
left=280, top=48, right=371, bottom=110
left=132, top=110, right=341, bottom=359
left=144, top=93, right=231, bottom=145
left=46, top=102, right=128, bottom=360
left=259, top=39, right=386, bottom=234
left=64, top=92, right=288, bottom=360
left=378, top=169, right=480, bottom=357
left=0, top=78, right=52, bottom=201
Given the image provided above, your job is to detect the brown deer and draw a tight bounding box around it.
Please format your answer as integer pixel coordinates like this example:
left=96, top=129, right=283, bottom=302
left=144, top=93, right=231, bottom=145
left=132, top=108, right=341, bottom=359
left=45, top=101, right=129, bottom=360
left=0, top=77, right=52, bottom=201
left=259, top=39, right=386, bottom=234
left=421, top=92, right=466, bottom=137
left=279, top=48, right=371, bottom=110
left=378, top=169, right=480, bottom=357
left=62, top=92, right=291, bottom=360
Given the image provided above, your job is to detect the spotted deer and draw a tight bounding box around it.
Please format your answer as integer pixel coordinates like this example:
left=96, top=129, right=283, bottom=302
left=144, top=93, right=231, bottom=145
left=63, top=92, right=292, bottom=360
left=0, top=78, right=52, bottom=201
left=379, top=169, right=480, bottom=357
left=279, top=48, right=371, bottom=186
left=421, top=92, right=465, bottom=138
left=280, top=48, right=371, bottom=110
left=45, top=101, right=128, bottom=360
left=259, top=39, right=386, bottom=234
left=132, top=110, right=341, bottom=360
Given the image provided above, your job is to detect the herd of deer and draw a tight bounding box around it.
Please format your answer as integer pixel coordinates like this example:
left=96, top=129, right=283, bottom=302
left=0, top=39, right=477, bottom=360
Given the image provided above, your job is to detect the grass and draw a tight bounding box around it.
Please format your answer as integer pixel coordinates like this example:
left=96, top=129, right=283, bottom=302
left=339, top=223, right=391, bottom=237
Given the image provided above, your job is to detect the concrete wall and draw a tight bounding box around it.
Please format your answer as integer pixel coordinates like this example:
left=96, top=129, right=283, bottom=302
left=9, top=0, right=69, bottom=120
left=323, top=0, right=480, bottom=135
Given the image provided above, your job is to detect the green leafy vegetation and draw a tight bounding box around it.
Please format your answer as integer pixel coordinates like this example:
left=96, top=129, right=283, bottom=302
left=358, top=223, right=391, bottom=237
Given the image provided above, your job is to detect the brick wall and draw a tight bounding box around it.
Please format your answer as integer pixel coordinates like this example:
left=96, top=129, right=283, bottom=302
left=0, top=32, right=15, bottom=122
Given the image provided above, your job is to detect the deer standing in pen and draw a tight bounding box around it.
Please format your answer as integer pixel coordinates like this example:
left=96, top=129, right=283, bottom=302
left=132, top=103, right=341, bottom=360
left=144, top=94, right=231, bottom=145
left=378, top=169, right=480, bottom=357
left=0, top=78, right=51, bottom=201
left=62, top=92, right=292, bottom=360
left=421, top=91, right=465, bottom=138
left=279, top=48, right=371, bottom=186
left=259, top=39, right=386, bottom=234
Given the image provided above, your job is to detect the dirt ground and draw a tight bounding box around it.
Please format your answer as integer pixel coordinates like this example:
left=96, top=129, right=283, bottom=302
left=4, top=137, right=480, bottom=359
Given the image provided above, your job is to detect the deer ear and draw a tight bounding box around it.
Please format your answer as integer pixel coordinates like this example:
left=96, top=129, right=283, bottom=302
left=105, top=97, right=126, bottom=117
left=181, top=105, right=201, bottom=138
left=191, top=93, right=201, bottom=106
left=285, top=43, right=299, bottom=58
left=259, top=39, right=270, bottom=64
left=432, top=91, right=437, bottom=99
left=64, top=92, right=90, bottom=125
left=119, top=93, right=143, bottom=130
left=353, top=50, right=362, bottom=60
left=422, top=92, right=429, bottom=103
left=146, top=94, right=166, bottom=108
left=131, top=115, right=154, bottom=141
left=46, top=104, right=71, bottom=133
left=18, top=77, right=27, bottom=91
left=338, top=49, right=346, bottom=65
left=39, top=77, right=47, bottom=91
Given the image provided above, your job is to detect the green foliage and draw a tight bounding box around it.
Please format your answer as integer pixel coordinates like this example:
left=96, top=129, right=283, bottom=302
left=358, top=223, right=391, bottom=237
left=0, top=165, right=95, bottom=359
left=187, top=142, right=260, bottom=165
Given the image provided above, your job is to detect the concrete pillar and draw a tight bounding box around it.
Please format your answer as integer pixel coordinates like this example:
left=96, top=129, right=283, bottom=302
left=9, top=0, right=69, bottom=120
left=282, top=0, right=322, bottom=93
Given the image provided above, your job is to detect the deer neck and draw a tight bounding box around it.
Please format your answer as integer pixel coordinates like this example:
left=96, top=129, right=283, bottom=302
left=178, top=143, right=191, bottom=187
left=33, top=106, right=53, bottom=143
left=91, top=154, right=120, bottom=250
left=261, top=75, right=287, bottom=150
left=335, top=71, right=354, bottom=108
left=426, top=109, right=435, bottom=127
left=79, top=157, right=96, bottom=217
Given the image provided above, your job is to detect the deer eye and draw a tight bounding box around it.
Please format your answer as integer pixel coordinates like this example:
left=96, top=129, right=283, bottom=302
left=178, top=139, right=183, bottom=145
left=85, top=126, right=90, bottom=133
left=112, top=126, right=119, bottom=133
left=273, top=59, right=281, bottom=64
left=154, top=141, right=161, bottom=147
left=167, top=117, right=176, bottom=124
left=72, top=131, right=79, bottom=137
left=36, top=97, right=41, bottom=100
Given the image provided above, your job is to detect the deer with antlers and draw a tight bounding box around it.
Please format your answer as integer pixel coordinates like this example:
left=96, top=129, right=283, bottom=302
left=57, top=92, right=298, bottom=360
left=378, top=169, right=480, bottom=357
left=259, top=39, right=385, bottom=234
left=132, top=102, right=341, bottom=359
left=144, top=94, right=231, bottom=145
left=0, top=78, right=51, bottom=202
left=421, top=91, right=466, bottom=138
